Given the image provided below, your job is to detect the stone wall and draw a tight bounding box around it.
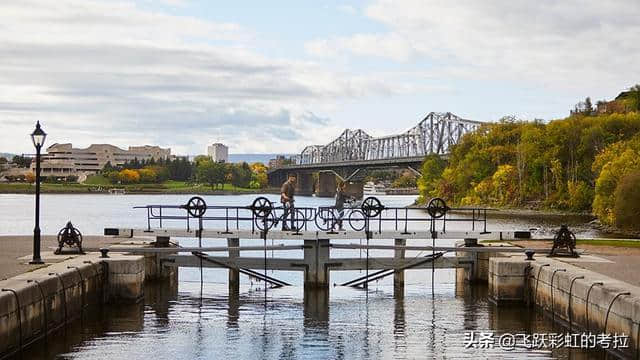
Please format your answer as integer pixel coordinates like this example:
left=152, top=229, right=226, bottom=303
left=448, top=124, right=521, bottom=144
left=0, top=253, right=145, bottom=358
left=489, top=255, right=640, bottom=358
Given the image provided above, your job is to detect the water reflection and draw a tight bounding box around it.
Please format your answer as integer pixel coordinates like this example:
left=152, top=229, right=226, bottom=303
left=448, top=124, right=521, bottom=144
left=13, top=281, right=610, bottom=359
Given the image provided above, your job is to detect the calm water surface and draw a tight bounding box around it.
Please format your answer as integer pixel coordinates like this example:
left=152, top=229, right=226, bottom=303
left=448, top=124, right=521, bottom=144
left=0, top=194, right=606, bottom=359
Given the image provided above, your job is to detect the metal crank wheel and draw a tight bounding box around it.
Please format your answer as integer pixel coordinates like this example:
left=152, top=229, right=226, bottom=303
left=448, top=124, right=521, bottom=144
left=185, top=196, right=207, bottom=218
left=361, top=196, right=384, bottom=218
left=427, top=197, right=448, bottom=219
left=315, top=207, right=336, bottom=231
left=250, top=196, right=273, bottom=219
left=348, top=209, right=366, bottom=231
left=254, top=211, right=276, bottom=231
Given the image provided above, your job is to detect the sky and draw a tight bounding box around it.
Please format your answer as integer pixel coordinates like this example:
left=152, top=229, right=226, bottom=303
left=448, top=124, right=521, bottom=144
left=1, top=0, right=639, bottom=156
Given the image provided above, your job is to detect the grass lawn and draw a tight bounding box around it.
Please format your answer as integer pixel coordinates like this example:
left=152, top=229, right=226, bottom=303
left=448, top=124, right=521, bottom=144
left=576, top=239, right=640, bottom=248
left=84, top=174, right=111, bottom=185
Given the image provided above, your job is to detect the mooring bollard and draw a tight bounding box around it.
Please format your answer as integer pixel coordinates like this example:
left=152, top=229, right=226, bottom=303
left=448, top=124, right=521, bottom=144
left=525, top=249, right=535, bottom=261
left=100, top=248, right=109, bottom=258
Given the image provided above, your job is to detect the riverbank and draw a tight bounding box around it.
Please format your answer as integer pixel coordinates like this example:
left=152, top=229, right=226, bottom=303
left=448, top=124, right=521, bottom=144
left=448, top=204, right=640, bottom=239
left=0, top=182, right=278, bottom=195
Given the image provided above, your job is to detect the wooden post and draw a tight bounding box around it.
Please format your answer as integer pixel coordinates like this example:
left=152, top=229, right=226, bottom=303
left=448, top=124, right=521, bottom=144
left=304, top=239, right=330, bottom=289
left=228, top=238, right=240, bottom=295
left=394, top=238, right=406, bottom=297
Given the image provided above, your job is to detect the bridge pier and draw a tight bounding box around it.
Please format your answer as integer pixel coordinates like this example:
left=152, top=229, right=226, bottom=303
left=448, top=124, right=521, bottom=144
left=394, top=238, right=406, bottom=298
left=304, top=288, right=329, bottom=323
left=316, top=171, right=337, bottom=197
left=227, top=238, right=240, bottom=296
left=304, top=239, right=330, bottom=289
left=268, top=170, right=287, bottom=188
left=296, top=172, right=314, bottom=196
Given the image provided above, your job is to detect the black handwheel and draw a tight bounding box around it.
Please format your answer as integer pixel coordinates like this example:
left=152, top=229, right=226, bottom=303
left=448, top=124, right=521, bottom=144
left=556, top=225, right=577, bottom=247
left=255, top=211, right=276, bottom=231
left=315, top=207, right=336, bottom=231
left=361, top=196, right=383, bottom=218
left=427, top=197, right=448, bottom=219
left=348, top=209, right=366, bottom=231
left=186, top=196, right=207, bottom=218
left=57, top=224, right=83, bottom=247
left=251, top=197, right=273, bottom=218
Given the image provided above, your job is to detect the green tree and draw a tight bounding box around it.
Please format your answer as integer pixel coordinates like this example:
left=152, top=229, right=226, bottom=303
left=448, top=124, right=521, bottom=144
left=613, top=171, right=640, bottom=231
left=12, top=155, right=32, bottom=168
left=392, top=171, right=417, bottom=188
left=417, top=154, right=446, bottom=203
left=230, top=162, right=252, bottom=188
left=196, top=159, right=227, bottom=189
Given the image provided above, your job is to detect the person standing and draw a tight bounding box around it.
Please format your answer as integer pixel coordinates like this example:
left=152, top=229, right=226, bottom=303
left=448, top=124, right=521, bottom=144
left=334, top=181, right=352, bottom=231
left=280, top=174, right=296, bottom=230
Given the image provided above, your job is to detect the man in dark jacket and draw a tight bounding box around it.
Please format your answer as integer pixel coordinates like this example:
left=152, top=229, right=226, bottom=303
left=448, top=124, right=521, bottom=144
left=280, top=174, right=296, bottom=230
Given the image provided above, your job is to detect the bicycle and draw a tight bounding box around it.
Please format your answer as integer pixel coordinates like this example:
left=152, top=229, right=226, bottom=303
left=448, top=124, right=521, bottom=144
left=314, top=198, right=367, bottom=231
left=253, top=199, right=308, bottom=232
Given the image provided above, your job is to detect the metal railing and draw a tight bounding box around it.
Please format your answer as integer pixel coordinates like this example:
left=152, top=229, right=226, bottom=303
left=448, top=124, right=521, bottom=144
left=133, top=196, right=492, bottom=234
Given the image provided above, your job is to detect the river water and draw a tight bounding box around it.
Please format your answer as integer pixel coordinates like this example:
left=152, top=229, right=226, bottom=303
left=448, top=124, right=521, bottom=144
left=0, top=194, right=607, bottom=359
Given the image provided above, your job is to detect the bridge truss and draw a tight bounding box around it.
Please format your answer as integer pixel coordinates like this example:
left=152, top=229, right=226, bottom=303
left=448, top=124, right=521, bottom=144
left=297, top=112, right=482, bottom=164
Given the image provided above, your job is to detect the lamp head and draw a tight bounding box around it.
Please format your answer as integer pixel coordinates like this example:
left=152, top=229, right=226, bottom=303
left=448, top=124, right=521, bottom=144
left=30, top=121, right=47, bottom=149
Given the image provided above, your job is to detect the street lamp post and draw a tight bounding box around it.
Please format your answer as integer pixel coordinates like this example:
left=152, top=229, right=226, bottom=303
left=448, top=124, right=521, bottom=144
left=30, top=121, right=46, bottom=264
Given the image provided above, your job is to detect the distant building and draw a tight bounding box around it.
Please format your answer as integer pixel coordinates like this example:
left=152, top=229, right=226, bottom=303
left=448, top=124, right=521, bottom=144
left=268, top=155, right=288, bottom=168
left=207, top=143, right=228, bottom=163
left=32, top=143, right=171, bottom=176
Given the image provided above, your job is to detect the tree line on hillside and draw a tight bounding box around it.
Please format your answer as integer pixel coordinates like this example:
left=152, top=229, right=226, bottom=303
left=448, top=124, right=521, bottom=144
left=418, top=86, right=640, bottom=231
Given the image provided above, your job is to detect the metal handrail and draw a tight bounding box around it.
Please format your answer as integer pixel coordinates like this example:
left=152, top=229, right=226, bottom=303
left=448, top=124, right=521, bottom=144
left=133, top=198, right=494, bottom=234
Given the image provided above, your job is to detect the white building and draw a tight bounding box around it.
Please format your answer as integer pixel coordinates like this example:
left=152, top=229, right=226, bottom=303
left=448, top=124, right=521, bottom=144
left=207, top=143, right=228, bottom=163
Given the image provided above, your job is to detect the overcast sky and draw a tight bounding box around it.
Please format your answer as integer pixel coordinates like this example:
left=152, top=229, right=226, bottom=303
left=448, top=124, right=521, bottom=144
left=1, top=0, right=639, bottom=155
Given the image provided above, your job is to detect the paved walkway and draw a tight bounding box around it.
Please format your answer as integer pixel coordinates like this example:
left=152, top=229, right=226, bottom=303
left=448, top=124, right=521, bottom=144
left=514, top=240, right=640, bottom=287
left=0, top=235, right=123, bottom=280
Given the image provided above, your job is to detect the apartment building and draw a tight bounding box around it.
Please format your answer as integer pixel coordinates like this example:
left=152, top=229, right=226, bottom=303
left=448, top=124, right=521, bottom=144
left=207, top=143, right=228, bottom=163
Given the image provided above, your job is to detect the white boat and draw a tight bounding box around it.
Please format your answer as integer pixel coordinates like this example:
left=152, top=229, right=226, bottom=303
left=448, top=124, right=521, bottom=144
left=363, top=181, right=386, bottom=195
left=109, top=188, right=126, bottom=195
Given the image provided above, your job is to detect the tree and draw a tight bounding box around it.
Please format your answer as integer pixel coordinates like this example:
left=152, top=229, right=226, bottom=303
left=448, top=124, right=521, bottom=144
left=25, top=172, right=36, bottom=183
left=138, top=168, right=157, bottom=183
left=118, top=169, right=140, bottom=184
left=613, top=171, right=640, bottom=231
left=230, top=162, right=252, bottom=188
left=102, top=161, right=117, bottom=173
left=417, top=154, right=447, bottom=202
left=196, top=160, right=227, bottom=189
left=585, top=97, right=593, bottom=115
left=12, top=155, right=32, bottom=168
left=391, top=171, right=417, bottom=188
left=629, top=84, right=640, bottom=112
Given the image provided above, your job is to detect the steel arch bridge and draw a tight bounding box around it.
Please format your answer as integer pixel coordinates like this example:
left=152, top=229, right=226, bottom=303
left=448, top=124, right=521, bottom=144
left=296, top=112, right=482, bottom=165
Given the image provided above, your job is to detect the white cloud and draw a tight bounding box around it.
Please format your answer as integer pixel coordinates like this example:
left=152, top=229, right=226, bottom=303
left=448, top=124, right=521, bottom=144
left=0, top=0, right=392, bottom=155
left=307, top=0, right=640, bottom=92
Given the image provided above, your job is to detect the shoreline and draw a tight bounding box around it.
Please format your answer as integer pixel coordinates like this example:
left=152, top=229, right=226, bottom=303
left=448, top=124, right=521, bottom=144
left=0, top=184, right=280, bottom=195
